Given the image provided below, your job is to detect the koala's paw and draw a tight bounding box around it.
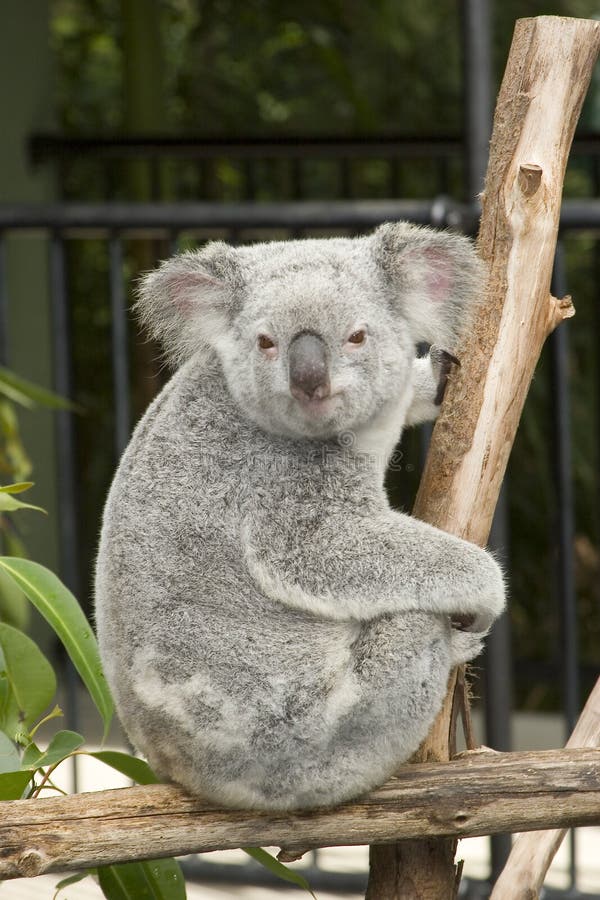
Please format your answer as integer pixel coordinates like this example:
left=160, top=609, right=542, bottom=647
left=430, top=345, right=461, bottom=406
left=451, top=545, right=506, bottom=635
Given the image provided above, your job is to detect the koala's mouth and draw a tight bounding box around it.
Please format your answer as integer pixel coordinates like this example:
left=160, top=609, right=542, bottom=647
left=293, top=392, right=342, bottom=418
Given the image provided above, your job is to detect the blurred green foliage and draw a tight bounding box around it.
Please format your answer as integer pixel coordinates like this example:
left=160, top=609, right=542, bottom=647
left=45, top=0, right=600, bottom=710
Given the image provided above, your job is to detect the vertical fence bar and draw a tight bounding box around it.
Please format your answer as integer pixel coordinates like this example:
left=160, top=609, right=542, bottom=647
left=49, top=231, right=81, bottom=791
left=340, top=159, right=352, bottom=199
left=389, top=158, right=401, bottom=198
left=108, top=233, right=131, bottom=458
left=168, top=230, right=180, bottom=258
left=550, top=240, right=579, bottom=892
left=483, top=485, right=513, bottom=752
left=291, top=158, right=303, bottom=200
left=550, top=242, right=579, bottom=730
left=243, top=159, right=257, bottom=202
left=461, top=0, right=492, bottom=201
left=485, top=495, right=513, bottom=881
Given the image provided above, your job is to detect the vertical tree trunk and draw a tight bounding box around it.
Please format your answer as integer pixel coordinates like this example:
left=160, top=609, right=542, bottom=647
left=366, top=15, right=600, bottom=899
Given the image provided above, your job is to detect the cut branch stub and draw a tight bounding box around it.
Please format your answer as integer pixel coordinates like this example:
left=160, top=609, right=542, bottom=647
left=518, top=163, right=543, bottom=197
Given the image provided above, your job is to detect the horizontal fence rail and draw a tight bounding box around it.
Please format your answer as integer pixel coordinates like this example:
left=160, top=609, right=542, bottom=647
left=2, top=200, right=600, bottom=233
left=28, top=131, right=600, bottom=162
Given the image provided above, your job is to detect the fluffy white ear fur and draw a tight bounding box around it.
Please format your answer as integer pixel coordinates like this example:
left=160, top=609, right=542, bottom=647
left=135, top=243, right=241, bottom=367
left=373, top=221, right=484, bottom=349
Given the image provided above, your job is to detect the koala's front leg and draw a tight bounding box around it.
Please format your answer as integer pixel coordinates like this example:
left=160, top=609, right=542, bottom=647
left=243, top=508, right=505, bottom=632
left=405, top=347, right=460, bottom=426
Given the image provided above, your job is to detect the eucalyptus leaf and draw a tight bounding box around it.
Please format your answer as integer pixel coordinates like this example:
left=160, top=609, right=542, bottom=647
left=0, top=482, right=34, bottom=494
left=29, top=703, right=64, bottom=739
left=0, top=564, right=30, bottom=630
left=0, top=622, right=56, bottom=739
left=0, top=652, right=8, bottom=718
left=0, top=730, right=19, bottom=774
left=0, top=400, right=31, bottom=481
left=0, top=769, right=33, bottom=800
left=97, top=858, right=186, bottom=900
left=25, top=730, right=84, bottom=770
left=53, top=872, right=92, bottom=898
left=21, top=739, right=42, bottom=769
left=0, top=558, right=114, bottom=740
left=90, top=750, right=158, bottom=785
left=1, top=525, right=26, bottom=559
left=244, top=847, right=317, bottom=897
left=0, top=492, right=45, bottom=514
left=0, top=398, right=20, bottom=437
left=0, top=367, right=75, bottom=411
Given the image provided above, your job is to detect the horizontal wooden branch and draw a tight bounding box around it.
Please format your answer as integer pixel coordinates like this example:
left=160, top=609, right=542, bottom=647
left=2, top=749, right=600, bottom=880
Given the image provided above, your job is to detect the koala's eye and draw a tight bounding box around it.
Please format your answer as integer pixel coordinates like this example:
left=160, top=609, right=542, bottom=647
left=347, top=329, right=367, bottom=346
left=257, top=334, right=278, bottom=358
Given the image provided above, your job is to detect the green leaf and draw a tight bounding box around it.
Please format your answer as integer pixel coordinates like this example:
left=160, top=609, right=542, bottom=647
left=0, top=482, right=34, bottom=494
left=0, top=492, right=45, bottom=514
left=0, top=564, right=29, bottom=631
left=244, top=848, right=317, bottom=897
left=29, top=703, right=64, bottom=739
left=21, top=739, right=42, bottom=769
left=97, top=859, right=186, bottom=900
left=54, top=872, right=92, bottom=899
left=0, top=400, right=31, bottom=481
left=1, top=524, right=26, bottom=559
left=0, top=622, right=56, bottom=739
left=0, top=769, right=33, bottom=800
left=90, top=750, right=159, bottom=785
left=0, top=731, right=20, bottom=773
left=0, top=661, right=8, bottom=721
left=0, top=368, right=75, bottom=411
left=0, top=558, right=114, bottom=740
left=23, top=730, right=84, bottom=770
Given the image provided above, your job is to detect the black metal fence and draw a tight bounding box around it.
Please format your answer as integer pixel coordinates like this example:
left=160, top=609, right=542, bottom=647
left=0, top=188, right=598, bottom=896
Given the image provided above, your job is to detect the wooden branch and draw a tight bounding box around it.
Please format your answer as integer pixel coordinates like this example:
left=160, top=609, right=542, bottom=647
left=491, top=679, right=600, bottom=899
left=367, top=15, right=600, bottom=899
left=1, top=750, right=600, bottom=881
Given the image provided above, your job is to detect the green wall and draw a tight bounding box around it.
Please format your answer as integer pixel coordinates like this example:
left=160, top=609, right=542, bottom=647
left=0, top=2, right=60, bottom=592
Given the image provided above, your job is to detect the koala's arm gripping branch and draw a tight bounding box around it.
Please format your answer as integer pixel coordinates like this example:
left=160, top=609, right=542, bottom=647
left=366, top=15, right=600, bottom=900
left=244, top=511, right=503, bottom=630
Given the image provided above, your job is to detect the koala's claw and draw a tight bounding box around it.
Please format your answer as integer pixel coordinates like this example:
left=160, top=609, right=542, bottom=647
left=451, top=613, right=476, bottom=631
left=431, top=346, right=461, bottom=406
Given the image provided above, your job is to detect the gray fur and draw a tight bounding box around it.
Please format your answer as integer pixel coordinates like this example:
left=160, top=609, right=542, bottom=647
left=95, top=222, right=504, bottom=811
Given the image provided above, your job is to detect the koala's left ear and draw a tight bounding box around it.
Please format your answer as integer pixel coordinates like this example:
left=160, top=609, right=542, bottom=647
left=372, top=222, right=484, bottom=349
left=135, top=242, right=243, bottom=367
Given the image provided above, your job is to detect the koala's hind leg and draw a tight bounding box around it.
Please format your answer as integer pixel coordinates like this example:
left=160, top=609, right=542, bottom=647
left=321, top=613, right=461, bottom=782
left=242, top=613, right=466, bottom=810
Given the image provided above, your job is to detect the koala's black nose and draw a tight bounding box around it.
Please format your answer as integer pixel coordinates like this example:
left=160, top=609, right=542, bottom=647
left=288, top=331, right=331, bottom=402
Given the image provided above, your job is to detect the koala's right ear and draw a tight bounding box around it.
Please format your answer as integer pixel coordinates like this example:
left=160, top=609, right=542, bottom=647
left=135, top=243, right=242, bottom=366
left=372, top=222, right=484, bottom=350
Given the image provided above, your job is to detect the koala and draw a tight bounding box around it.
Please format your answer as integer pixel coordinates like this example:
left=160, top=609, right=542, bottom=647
left=95, top=222, right=505, bottom=812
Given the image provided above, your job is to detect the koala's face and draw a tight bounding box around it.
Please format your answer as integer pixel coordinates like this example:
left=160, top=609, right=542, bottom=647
left=217, top=243, right=414, bottom=439
left=137, top=224, right=482, bottom=440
